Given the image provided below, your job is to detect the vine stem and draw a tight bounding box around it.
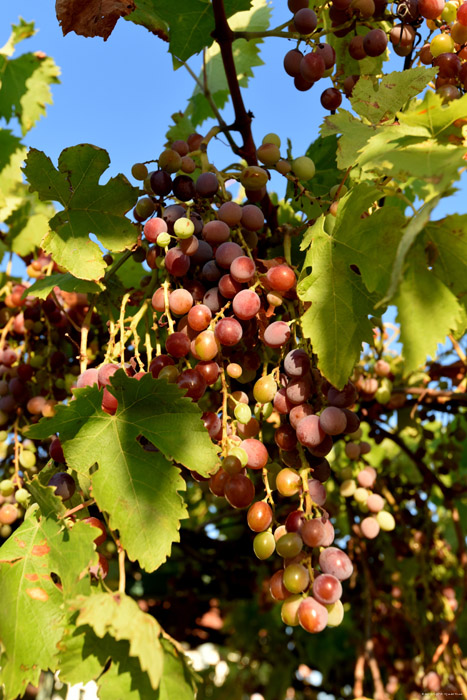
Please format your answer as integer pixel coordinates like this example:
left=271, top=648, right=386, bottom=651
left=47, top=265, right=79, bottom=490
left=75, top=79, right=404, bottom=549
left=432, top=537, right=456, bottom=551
left=13, top=419, right=20, bottom=482
left=119, top=293, right=131, bottom=366
left=220, top=365, right=229, bottom=457
left=80, top=295, right=96, bottom=374
left=61, top=499, right=95, bottom=519
left=118, top=546, right=126, bottom=594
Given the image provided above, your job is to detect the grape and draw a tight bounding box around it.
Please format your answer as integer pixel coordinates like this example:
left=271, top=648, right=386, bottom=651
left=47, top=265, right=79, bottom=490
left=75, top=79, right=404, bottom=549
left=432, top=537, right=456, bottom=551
left=202, top=411, right=222, bottom=440
left=314, top=43, right=336, bottom=69
left=217, top=201, right=243, bottom=226
left=15, top=488, right=30, bottom=506
left=257, top=143, right=281, bottom=167
left=294, top=75, right=314, bottom=91
left=240, top=438, right=269, bottom=470
left=361, top=516, right=380, bottom=539
left=215, top=242, right=244, bottom=269
left=308, top=479, right=327, bottom=506
left=376, top=510, right=396, bottom=531
left=340, top=479, right=357, bottom=497
left=214, top=318, right=243, bottom=346
left=48, top=472, right=76, bottom=500
left=313, top=574, right=342, bottom=605
left=178, top=236, right=198, bottom=256
left=253, top=531, right=276, bottom=559
left=390, top=24, right=415, bottom=47
left=276, top=468, right=301, bottom=496
left=296, top=415, right=325, bottom=448
left=181, top=156, right=196, bottom=173
left=430, top=33, right=454, bottom=57
left=326, top=599, right=344, bottom=627
left=159, top=148, right=182, bottom=173
left=343, top=74, right=359, bottom=97
left=458, top=1, right=467, bottom=23
left=275, top=425, right=297, bottom=451
left=354, top=487, right=369, bottom=503
left=266, top=265, right=296, bottom=292
left=225, top=473, right=255, bottom=508
left=281, top=594, right=302, bottom=625
left=89, top=553, right=109, bottom=580
left=0, top=479, right=14, bottom=496
left=294, top=7, right=318, bottom=33
left=194, top=330, right=220, bottom=360
left=290, top=404, right=314, bottom=429
left=241, top=205, right=264, bottom=231
left=284, top=49, right=305, bottom=76
left=149, top=355, right=174, bottom=379
left=164, top=333, right=189, bottom=358
left=172, top=175, right=195, bottom=201
left=328, top=382, right=357, bottom=408
left=202, top=261, right=222, bottom=283
left=298, top=597, right=328, bottom=633
left=418, top=0, right=444, bottom=17
left=187, top=304, right=212, bottom=331
left=284, top=349, right=310, bottom=378
left=237, top=417, right=260, bottom=439
left=345, top=442, right=360, bottom=460
left=102, top=388, right=118, bottom=414
left=173, top=217, right=195, bottom=239
left=254, top=375, right=277, bottom=404
left=131, top=162, right=148, bottom=180
left=291, top=156, right=316, bottom=180
left=319, top=406, right=347, bottom=435
left=165, top=248, right=190, bottom=277
left=285, top=510, right=305, bottom=532
left=50, top=437, right=65, bottom=463
left=270, top=570, right=291, bottom=601
left=357, top=466, right=377, bottom=488
left=76, top=368, right=99, bottom=389
left=283, top=563, right=310, bottom=593
left=218, top=274, right=243, bottom=300
left=272, top=388, right=292, bottom=415
left=187, top=132, right=203, bottom=150
left=437, top=84, right=460, bottom=102
left=434, top=53, right=461, bottom=78
left=276, top=532, right=303, bottom=558
left=144, top=217, right=168, bottom=243
left=209, top=468, right=229, bottom=497
left=177, top=369, right=207, bottom=401
left=247, top=501, right=273, bottom=531
left=169, top=289, right=193, bottom=315
left=195, top=361, right=219, bottom=386
left=97, top=363, right=120, bottom=387
left=172, top=139, right=189, bottom=156
left=264, top=321, right=291, bottom=348
left=363, top=29, right=388, bottom=57
left=84, top=517, right=107, bottom=546
left=320, top=88, right=342, bottom=111
left=150, top=170, right=172, bottom=196
left=232, top=289, right=261, bottom=320
left=0, top=504, right=19, bottom=525
left=191, top=240, right=213, bottom=266
left=302, top=519, right=325, bottom=547
left=230, top=256, right=256, bottom=284
left=234, top=402, right=251, bottom=424
left=342, top=408, right=360, bottom=433
left=203, top=220, right=231, bottom=245
left=367, top=493, right=385, bottom=513
left=300, top=53, right=325, bottom=82
left=195, top=172, right=219, bottom=197
left=319, top=547, right=353, bottom=580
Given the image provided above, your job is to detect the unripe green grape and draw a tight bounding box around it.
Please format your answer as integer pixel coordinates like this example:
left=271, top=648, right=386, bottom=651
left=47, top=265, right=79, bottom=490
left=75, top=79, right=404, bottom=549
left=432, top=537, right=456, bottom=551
left=173, top=217, right=195, bottom=239
left=326, top=599, right=344, bottom=627
left=0, top=524, right=12, bottom=538
left=131, top=163, right=148, bottom=180
left=330, top=184, right=348, bottom=199
left=339, top=466, right=353, bottom=480
left=159, top=148, right=182, bottom=173
left=262, top=132, right=281, bottom=147
left=253, top=375, right=277, bottom=404
left=0, top=480, right=15, bottom=497
left=15, top=488, right=30, bottom=506
left=441, top=1, right=457, bottom=21
left=0, top=411, right=9, bottom=428
left=23, top=439, right=36, bottom=452
left=281, top=594, right=303, bottom=626
left=348, top=427, right=363, bottom=440
left=430, top=33, right=455, bottom=57
left=159, top=366, right=179, bottom=383
left=0, top=430, right=8, bottom=442
left=256, top=143, right=281, bottom=167
left=276, top=532, right=303, bottom=558
left=157, top=232, right=171, bottom=247
left=283, top=563, right=310, bottom=593
left=235, top=403, right=252, bottom=425
left=30, top=355, right=45, bottom=369
left=19, top=450, right=36, bottom=469
left=0, top=444, right=8, bottom=459
left=229, top=446, right=249, bottom=468
left=239, top=165, right=269, bottom=191
left=354, top=487, right=369, bottom=503
left=255, top=402, right=273, bottom=420
left=292, top=156, right=316, bottom=180
left=375, top=386, right=391, bottom=404
left=135, top=197, right=155, bottom=220
left=143, top=175, right=154, bottom=194
left=376, top=510, right=396, bottom=531
left=253, top=531, right=276, bottom=559
left=340, top=479, right=357, bottom=497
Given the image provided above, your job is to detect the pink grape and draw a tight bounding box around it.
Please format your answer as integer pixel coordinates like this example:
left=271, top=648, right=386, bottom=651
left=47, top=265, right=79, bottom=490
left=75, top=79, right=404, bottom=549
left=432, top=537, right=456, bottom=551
left=232, top=289, right=261, bottom=320
left=230, top=256, right=256, bottom=283
left=240, top=438, right=269, bottom=470
left=319, top=547, right=353, bottom=581
left=215, top=242, right=243, bottom=269
left=263, top=321, right=291, bottom=348
left=214, top=318, right=243, bottom=346
left=312, top=574, right=342, bottom=605
left=296, top=415, right=325, bottom=448
left=298, top=597, right=328, bottom=633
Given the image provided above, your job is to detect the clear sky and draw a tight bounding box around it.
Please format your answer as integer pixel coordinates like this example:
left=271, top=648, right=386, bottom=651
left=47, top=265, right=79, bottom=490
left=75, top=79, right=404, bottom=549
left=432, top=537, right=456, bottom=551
left=1, top=2, right=466, bottom=218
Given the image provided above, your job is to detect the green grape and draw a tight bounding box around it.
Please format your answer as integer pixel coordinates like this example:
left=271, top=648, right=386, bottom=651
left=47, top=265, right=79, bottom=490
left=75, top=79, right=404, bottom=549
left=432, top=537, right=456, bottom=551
left=22, top=439, right=36, bottom=453
left=135, top=197, right=155, bottom=220
left=441, top=1, right=457, bottom=21
left=234, top=403, right=252, bottom=425
left=29, top=355, right=45, bottom=369
left=292, top=156, right=316, bottom=180
left=0, top=480, right=15, bottom=497
left=376, top=510, right=396, bottom=531
left=276, top=532, right=303, bottom=559
left=0, top=444, right=8, bottom=460
left=15, top=488, right=30, bottom=506
left=354, top=487, right=369, bottom=504
left=375, top=386, right=391, bottom=404
left=0, top=524, right=12, bottom=539
left=19, top=451, right=36, bottom=469
left=254, top=401, right=273, bottom=420
left=330, top=184, right=348, bottom=199
left=229, top=446, right=249, bottom=468
left=326, top=599, right=344, bottom=627
left=283, top=563, right=310, bottom=593
left=131, top=162, right=148, bottom=180
left=157, top=232, right=171, bottom=247
left=0, top=430, right=8, bottom=442
left=340, top=479, right=357, bottom=497
left=253, top=375, right=277, bottom=404
left=430, top=33, right=454, bottom=57
left=173, top=217, right=195, bottom=239
left=253, top=531, right=276, bottom=559
left=262, top=132, right=281, bottom=147
left=280, top=595, right=303, bottom=626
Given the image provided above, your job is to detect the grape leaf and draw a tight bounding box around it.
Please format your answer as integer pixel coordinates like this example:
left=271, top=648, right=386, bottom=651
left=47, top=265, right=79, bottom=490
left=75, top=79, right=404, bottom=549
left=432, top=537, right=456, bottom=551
left=398, top=90, right=467, bottom=137
left=187, top=0, right=271, bottom=127
left=0, top=128, right=22, bottom=172
left=0, top=52, right=60, bottom=135
left=97, top=641, right=156, bottom=700
left=350, top=67, right=437, bottom=125
left=25, top=272, right=103, bottom=300
left=156, top=638, right=197, bottom=700
left=56, top=0, right=136, bottom=41
left=395, top=246, right=463, bottom=372
left=27, top=372, right=219, bottom=570
left=0, top=18, right=36, bottom=58
left=126, top=0, right=251, bottom=61
left=4, top=196, right=54, bottom=257
left=72, top=592, right=163, bottom=689
left=0, top=148, right=27, bottom=221
left=423, top=215, right=467, bottom=298
left=23, top=145, right=139, bottom=281
left=0, top=510, right=97, bottom=700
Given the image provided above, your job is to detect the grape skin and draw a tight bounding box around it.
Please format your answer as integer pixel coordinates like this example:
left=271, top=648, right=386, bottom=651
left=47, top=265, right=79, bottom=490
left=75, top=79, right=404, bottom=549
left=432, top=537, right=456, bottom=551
left=319, top=547, right=353, bottom=581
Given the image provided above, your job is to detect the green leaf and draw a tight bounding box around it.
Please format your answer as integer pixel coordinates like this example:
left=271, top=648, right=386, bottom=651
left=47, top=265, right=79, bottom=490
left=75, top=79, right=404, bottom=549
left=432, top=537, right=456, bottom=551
left=0, top=52, right=60, bottom=135
left=27, top=373, right=219, bottom=570
left=398, top=90, right=467, bottom=138
left=395, top=247, right=463, bottom=372
left=0, top=128, right=22, bottom=172
left=0, top=147, right=27, bottom=221
left=25, top=272, right=103, bottom=300
left=156, top=639, right=196, bottom=700
left=26, top=474, right=67, bottom=519
left=187, top=0, right=270, bottom=127
left=97, top=641, right=156, bottom=700
left=320, top=109, right=377, bottom=171
left=4, top=196, right=53, bottom=257
left=0, top=511, right=96, bottom=699
left=423, top=215, right=467, bottom=298
left=0, top=18, right=36, bottom=57
left=73, top=592, right=163, bottom=689
left=350, top=67, right=437, bottom=125
left=127, top=0, right=251, bottom=62
left=23, top=145, right=139, bottom=281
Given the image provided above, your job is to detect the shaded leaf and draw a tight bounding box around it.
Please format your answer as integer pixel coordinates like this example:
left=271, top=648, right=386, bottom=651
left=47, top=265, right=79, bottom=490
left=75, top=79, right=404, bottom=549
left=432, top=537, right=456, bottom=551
left=25, top=272, right=103, bottom=300
left=56, top=0, right=136, bottom=41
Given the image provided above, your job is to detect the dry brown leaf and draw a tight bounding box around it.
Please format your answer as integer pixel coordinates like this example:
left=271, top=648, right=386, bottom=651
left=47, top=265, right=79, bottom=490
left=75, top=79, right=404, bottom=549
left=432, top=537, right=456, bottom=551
left=56, top=0, right=136, bottom=41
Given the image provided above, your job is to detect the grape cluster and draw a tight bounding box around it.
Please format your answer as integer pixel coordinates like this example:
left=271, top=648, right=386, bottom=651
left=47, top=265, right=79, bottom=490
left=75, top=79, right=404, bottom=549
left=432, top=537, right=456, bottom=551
left=282, top=0, right=467, bottom=105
